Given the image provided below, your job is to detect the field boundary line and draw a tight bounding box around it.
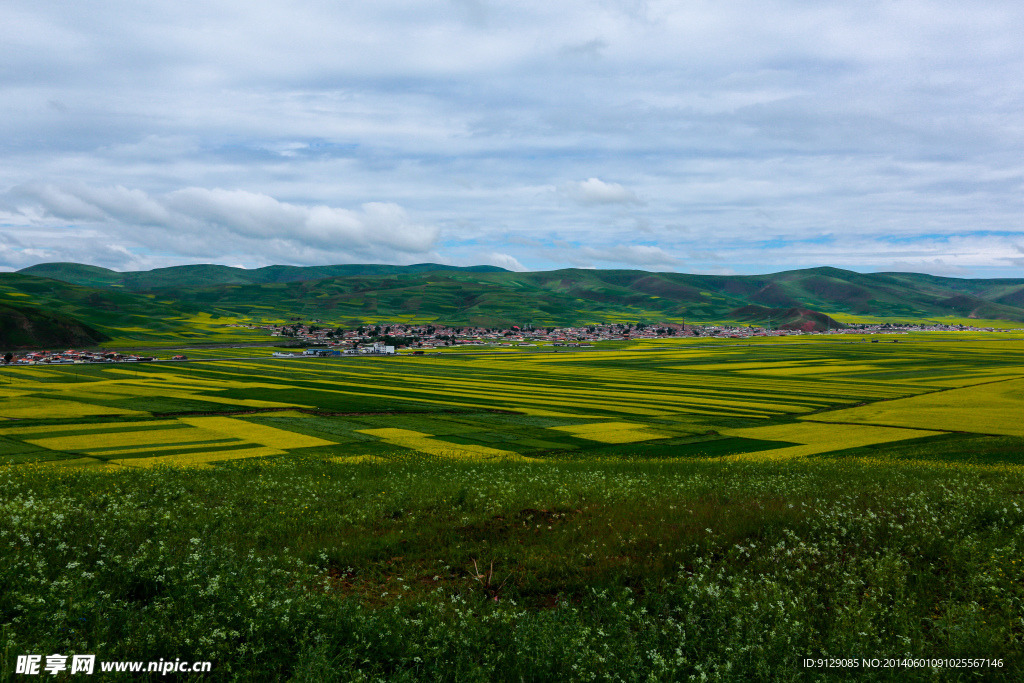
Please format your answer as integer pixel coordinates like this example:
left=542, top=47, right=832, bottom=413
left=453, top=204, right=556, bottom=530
left=150, top=407, right=515, bottom=418
left=798, top=419, right=1002, bottom=437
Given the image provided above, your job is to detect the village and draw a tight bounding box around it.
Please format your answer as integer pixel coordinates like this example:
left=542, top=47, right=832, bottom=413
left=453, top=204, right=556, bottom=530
left=258, top=318, right=1015, bottom=352
left=3, top=349, right=182, bottom=365
left=2, top=320, right=1015, bottom=366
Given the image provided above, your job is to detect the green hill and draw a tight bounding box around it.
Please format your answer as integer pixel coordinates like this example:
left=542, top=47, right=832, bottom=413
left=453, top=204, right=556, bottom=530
left=81, top=266, right=1024, bottom=328
left=5, top=263, right=1024, bottom=348
left=18, top=262, right=509, bottom=291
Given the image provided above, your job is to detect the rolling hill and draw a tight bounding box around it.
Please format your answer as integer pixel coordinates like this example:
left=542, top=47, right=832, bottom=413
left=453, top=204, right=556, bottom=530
left=4, top=263, right=1024, bottom=348
left=142, top=265, right=1022, bottom=327
left=18, top=262, right=508, bottom=291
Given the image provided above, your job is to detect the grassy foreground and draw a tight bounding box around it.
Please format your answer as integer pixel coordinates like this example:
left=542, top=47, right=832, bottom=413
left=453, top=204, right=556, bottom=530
left=2, top=455, right=1022, bottom=682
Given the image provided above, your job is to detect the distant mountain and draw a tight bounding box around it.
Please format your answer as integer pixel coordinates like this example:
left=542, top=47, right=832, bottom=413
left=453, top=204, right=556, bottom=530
left=4, top=263, right=1024, bottom=348
left=19, top=262, right=509, bottom=291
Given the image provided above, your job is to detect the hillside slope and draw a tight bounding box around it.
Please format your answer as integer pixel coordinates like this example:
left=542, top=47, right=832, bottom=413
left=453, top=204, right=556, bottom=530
left=0, top=273, right=264, bottom=347
left=0, top=303, right=110, bottom=349
left=6, top=265, right=1024, bottom=347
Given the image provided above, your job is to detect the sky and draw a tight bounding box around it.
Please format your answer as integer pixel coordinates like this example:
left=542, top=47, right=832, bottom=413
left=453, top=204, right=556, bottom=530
left=0, top=0, right=1022, bottom=277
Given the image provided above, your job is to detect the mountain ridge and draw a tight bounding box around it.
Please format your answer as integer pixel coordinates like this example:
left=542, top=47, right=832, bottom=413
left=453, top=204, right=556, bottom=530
left=18, top=262, right=509, bottom=290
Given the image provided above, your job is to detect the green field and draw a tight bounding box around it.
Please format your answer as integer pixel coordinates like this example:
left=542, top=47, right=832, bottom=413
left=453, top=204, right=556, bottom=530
left=2, top=338, right=1024, bottom=680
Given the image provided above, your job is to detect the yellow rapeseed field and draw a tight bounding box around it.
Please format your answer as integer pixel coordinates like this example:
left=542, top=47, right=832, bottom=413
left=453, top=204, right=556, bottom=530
left=22, top=416, right=336, bottom=469
left=549, top=421, right=672, bottom=444
left=0, top=397, right=146, bottom=419
left=64, top=375, right=313, bottom=409
left=807, top=377, right=1024, bottom=437
left=357, top=427, right=528, bottom=460
left=27, top=426, right=224, bottom=452
left=179, top=417, right=336, bottom=448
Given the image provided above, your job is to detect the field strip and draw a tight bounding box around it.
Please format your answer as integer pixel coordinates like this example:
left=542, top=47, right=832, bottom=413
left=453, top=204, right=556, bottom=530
left=110, top=445, right=287, bottom=468
left=2, top=369, right=66, bottom=380
left=735, top=365, right=890, bottom=376
left=0, top=419, right=180, bottom=436
left=801, top=377, right=1024, bottom=437
left=290, top=382, right=680, bottom=416
left=592, top=383, right=840, bottom=405
left=435, top=370, right=904, bottom=401
left=184, top=363, right=853, bottom=416
left=606, top=373, right=917, bottom=397
left=155, top=391, right=314, bottom=409
left=198, top=363, right=625, bottom=397
left=178, top=416, right=337, bottom=448
left=99, top=368, right=297, bottom=389
left=84, top=438, right=242, bottom=455
left=174, top=359, right=908, bottom=407
left=549, top=422, right=672, bottom=443
left=718, top=423, right=944, bottom=462
left=57, top=377, right=314, bottom=408
left=412, top=380, right=830, bottom=412
left=0, top=389, right=34, bottom=399
left=289, top=377, right=786, bottom=416
left=798, top=419, right=956, bottom=433
left=514, top=409, right=613, bottom=418
left=27, top=426, right=227, bottom=451
left=0, top=399, right=148, bottom=419
left=358, top=427, right=530, bottom=461
left=917, top=372, right=1024, bottom=388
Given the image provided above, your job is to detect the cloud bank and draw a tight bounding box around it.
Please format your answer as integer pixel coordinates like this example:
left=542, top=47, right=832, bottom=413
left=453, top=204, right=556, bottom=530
left=4, top=184, right=438, bottom=268
left=0, top=0, right=1021, bottom=276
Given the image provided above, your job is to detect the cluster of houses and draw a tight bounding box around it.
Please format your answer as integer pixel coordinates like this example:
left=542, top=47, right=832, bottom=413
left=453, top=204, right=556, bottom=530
left=4, top=349, right=165, bottom=365
left=272, top=342, right=396, bottom=358
left=5, top=320, right=1015, bottom=366
left=260, top=322, right=694, bottom=349
left=257, top=319, right=1020, bottom=351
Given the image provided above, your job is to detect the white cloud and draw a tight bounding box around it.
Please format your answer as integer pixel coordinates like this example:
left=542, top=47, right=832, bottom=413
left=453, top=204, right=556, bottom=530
left=8, top=184, right=439, bottom=266
left=483, top=252, right=527, bottom=271
left=560, top=178, right=643, bottom=205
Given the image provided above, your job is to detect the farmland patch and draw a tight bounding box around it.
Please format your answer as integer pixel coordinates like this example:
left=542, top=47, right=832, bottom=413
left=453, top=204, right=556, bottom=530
left=806, top=377, right=1024, bottom=437
left=720, top=422, right=944, bottom=461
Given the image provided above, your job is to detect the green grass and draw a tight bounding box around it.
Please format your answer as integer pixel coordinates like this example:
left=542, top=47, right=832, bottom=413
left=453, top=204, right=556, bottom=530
left=1, top=456, right=1022, bottom=682
left=818, top=432, right=1024, bottom=466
